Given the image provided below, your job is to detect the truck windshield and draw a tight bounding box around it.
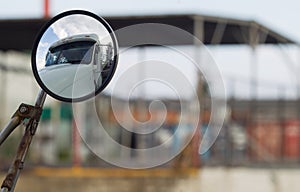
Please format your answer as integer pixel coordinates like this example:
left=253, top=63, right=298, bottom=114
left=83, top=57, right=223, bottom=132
left=45, top=41, right=95, bottom=67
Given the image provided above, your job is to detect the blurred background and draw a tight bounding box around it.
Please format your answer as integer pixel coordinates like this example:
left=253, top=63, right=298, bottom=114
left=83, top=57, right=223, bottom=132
left=1, top=0, right=300, bottom=192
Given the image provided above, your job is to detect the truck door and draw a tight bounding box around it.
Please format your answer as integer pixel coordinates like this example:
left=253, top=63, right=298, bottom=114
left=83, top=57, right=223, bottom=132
left=93, top=45, right=103, bottom=88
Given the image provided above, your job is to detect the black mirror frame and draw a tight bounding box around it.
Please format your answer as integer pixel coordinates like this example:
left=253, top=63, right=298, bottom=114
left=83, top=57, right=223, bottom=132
left=31, top=10, right=119, bottom=102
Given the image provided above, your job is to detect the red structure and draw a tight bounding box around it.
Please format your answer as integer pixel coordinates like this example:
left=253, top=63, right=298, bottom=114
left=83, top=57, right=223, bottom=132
left=44, top=0, right=50, bottom=18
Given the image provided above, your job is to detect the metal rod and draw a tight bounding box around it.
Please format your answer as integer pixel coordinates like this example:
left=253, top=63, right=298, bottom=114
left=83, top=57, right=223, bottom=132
left=1, top=89, right=47, bottom=192
left=0, top=188, right=8, bottom=192
left=2, top=125, right=34, bottom=192
left=35, top=89, right=47, bottom=108
left=0, top=117, right=21, bottom=146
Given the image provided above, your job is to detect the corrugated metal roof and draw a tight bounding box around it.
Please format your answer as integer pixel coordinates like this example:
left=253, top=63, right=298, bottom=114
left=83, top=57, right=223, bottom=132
left=0, top=14, right=295, bottom=51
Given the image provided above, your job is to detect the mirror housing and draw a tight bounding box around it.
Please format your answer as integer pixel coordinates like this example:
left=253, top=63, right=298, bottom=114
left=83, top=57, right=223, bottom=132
left=31, top=10, right=118, bottom=102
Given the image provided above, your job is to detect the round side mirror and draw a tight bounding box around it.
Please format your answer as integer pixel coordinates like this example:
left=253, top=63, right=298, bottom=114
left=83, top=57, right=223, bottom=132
left=32, top=10, right=118, bottom=102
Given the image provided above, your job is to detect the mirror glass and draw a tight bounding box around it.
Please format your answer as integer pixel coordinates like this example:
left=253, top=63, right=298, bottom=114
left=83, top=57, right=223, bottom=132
left=32, top=10, right=118, bottom=102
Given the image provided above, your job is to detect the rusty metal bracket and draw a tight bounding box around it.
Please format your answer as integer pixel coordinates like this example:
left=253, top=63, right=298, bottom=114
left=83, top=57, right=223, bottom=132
left=0, top=90, right=47, bottom=192
left=12, top=103, right=43, bottom=121
left=1, top=160, right=23, bottom=191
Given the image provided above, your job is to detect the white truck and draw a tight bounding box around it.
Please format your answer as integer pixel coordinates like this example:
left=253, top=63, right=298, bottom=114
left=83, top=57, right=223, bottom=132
left=39, top=34, right=113, bottom=98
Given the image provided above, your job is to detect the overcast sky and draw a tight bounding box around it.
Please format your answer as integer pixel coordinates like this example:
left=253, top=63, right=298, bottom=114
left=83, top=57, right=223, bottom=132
left=1, top=0, right=300, bottom=99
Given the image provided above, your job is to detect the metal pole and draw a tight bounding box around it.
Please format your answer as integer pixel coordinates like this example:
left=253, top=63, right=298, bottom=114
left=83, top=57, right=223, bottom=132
left=72, top=118, right=81, bottom=167
left=0, top=117, right=21, bottom=146
left=194, top=16, right=204, bottom=166
left=35, top=89, right=47, bottom=108
left=248, top=23, right=259, bottom=161
left=137, top=46, right=146, bottom=160
left=0, top=61, right=7, bottom=129
left=1, top=89, right=46, bottom=192
left=44, top=0, right=50, bottom=18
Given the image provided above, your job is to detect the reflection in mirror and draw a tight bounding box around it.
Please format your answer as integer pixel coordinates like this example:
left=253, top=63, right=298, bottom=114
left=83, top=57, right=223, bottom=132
left=33, top=11, right=118, bottom=102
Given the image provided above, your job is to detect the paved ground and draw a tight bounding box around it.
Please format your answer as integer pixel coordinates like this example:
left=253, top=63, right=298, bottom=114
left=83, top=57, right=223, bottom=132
left=199, top=167, right=300, bottom=192
left=1, top=167, right=300, bottom=192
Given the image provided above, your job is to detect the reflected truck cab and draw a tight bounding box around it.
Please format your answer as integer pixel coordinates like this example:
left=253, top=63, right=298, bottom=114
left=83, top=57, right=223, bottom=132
left=39, top=34, right=113, bottom=98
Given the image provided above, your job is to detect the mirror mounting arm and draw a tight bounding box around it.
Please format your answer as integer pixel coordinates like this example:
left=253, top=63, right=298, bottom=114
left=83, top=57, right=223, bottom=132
left=0, top=102, right=43, bottom=146
left=12, top=103, right=43, bottom=123
left=0, top=90, right=46, bottom=192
